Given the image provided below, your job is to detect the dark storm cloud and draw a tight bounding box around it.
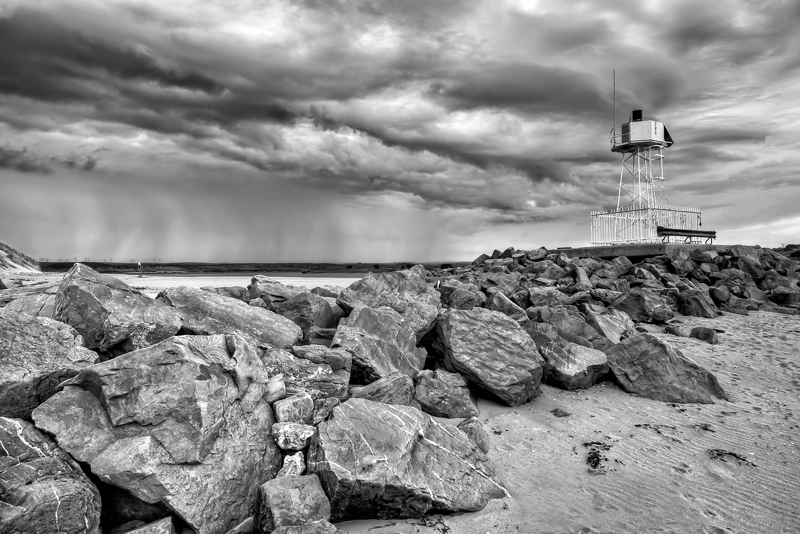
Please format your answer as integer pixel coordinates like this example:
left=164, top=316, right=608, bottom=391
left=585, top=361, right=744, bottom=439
left=0, top=0, right=797, bottom=223
left=0, top=146, right=53, bottom=174
left=0, top=9, right=222, bottom=101
left=427, top=62, right=609, bottom=117
left=0, top=145, right=103, bottom=174
left=0, top=7, right=297, bottom=138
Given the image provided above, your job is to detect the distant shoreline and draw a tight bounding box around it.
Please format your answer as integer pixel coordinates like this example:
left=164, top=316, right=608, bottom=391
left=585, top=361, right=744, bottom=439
left=39, top=261, right=470, bottom=275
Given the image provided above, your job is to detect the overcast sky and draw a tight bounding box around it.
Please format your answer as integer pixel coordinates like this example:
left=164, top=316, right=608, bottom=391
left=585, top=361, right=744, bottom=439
left=1, top=0, right=798, bottom=262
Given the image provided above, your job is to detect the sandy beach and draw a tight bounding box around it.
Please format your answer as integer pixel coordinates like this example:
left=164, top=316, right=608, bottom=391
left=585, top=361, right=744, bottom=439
left=3, top=270, right=798, bottom=533
left=335, top=310, right=800, bottom=534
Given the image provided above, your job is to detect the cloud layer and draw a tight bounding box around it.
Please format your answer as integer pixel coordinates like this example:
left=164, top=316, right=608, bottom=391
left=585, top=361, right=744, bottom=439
left=1, top=0, right=799, bottom=261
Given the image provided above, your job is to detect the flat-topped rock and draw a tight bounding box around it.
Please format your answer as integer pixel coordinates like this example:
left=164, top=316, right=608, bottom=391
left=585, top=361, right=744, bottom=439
left=157, top=286, right=302, bottom=349
left=308, top=398, right=506, bottom=521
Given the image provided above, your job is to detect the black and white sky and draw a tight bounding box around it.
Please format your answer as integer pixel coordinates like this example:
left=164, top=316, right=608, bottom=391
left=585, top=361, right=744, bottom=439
left=1, top=0, right=799, bottom=262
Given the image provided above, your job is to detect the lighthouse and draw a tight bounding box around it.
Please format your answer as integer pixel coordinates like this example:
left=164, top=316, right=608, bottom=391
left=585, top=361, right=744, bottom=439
left=590, top=110, right=714, bottom=245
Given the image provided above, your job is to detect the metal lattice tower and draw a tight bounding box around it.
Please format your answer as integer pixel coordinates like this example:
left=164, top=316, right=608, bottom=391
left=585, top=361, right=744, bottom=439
left=616, top=145, right=669, bottom=211
left=590, top=109, right=704, bottom=245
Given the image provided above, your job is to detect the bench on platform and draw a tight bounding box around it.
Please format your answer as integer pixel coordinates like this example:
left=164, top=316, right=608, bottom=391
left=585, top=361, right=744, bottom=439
left=656, top=225, right=716, bottom=244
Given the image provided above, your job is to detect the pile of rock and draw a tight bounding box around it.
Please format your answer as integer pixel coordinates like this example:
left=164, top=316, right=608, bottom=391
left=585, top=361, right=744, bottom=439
left=0, top=264, right=501, bottom=534
left=2, top=243, right=794, bottom=533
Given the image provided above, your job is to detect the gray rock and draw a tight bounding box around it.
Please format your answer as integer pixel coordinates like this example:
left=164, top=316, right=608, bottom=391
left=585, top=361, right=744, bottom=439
left=677, top=290, right=719, bottom=319
left=272, top=520, right=340, bottom=534
left=604, top=333, right=728, bottom=404
left=414, top=369, right=478, bottom=418
left=527, top=287, right=567, bottom=307
left=689, top=327, right=720, bottom=345
left=2, top=282, right=58, bottom=318
left=127, top=517, right=177, bottom=534
left=273, top=292, right=336, bottom=335
left=157, top=286, right=302, bottom=350
left=290, top=345, right=352, bottom=377
left=436, top=279, right=485, bottom=310
left=457, top=416, right=490, bottom=454
left=525, top=322, right=608, bottom=390
left=255, top=475, right=331, bottom=534
left=331, top=306, right=425, bottom=385
left=308, top=398, right=506, bottom=521
left=223, top=517, right=255, bottom=534
left=266, top=374, right=288, bottom=403
left=709, top=286, right=731, bottom=304
left=609, top=288, right=674, bottom=323
left=274, top=392, right=315, bottom=424
left=486, top=291, right=528, bottom=322
left=536, top=306, right=600, bottom=346
left=310, top=286, right=340, bottom=298
left=272, top=422, right=316, bottom=450
left=54, top=263, right=182, bottom=356
left=349, top=374, right=415, bottom=406
left=248, top=276, right=303, bottom=307
left=200, top=286, right=250, bottom=302
left=0, top=308, right=97, bottom=419
left=262, top=350, right=348, bottom=401
left=428, top=308, right=544, bottom=407
left=0, top=416, right=102, bottom=534
left=585, top=309, right=635, bottom=344
left=312, top=398, right=340, bottom=425
left=337, top=265, right=440, bottom=341
left=31, top=334, right=282, bottom=534
left=278, top=451, right=306, bottom=477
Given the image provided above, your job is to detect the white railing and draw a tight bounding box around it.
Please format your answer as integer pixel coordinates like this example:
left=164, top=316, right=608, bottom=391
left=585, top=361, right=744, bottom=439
left=591, top=205, right=702, bottom=245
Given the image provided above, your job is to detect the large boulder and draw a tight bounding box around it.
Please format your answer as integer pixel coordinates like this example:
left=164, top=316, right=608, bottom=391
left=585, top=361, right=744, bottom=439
left=337, top=265, right=440, bottom=341
left=54, top=263, right=182, bottom=356
left=0, top=308, right=97, bottom=419
left=414, top=369, right=478, bottom=418
left=262, top=348, right=350, bottom=401
left=609, top=288, right=674, bottom=323
left=0, top=416, right=102, bottom=534
left=157, top=286, right=302, bottom=349
left=525, top=322, right=609, bottom=390
left=331, top=306, right=425, bottom=385
left=255, top=475, right=331, bottom=534
left=428, top=308, right=544, bottom=406
left=677, top=289, right=719, bottom=319
left=308, top=398, right=506, bottom=521
left=604, top=333, right=728, bottom=404
left=31, top=334, right=282, bottom=534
